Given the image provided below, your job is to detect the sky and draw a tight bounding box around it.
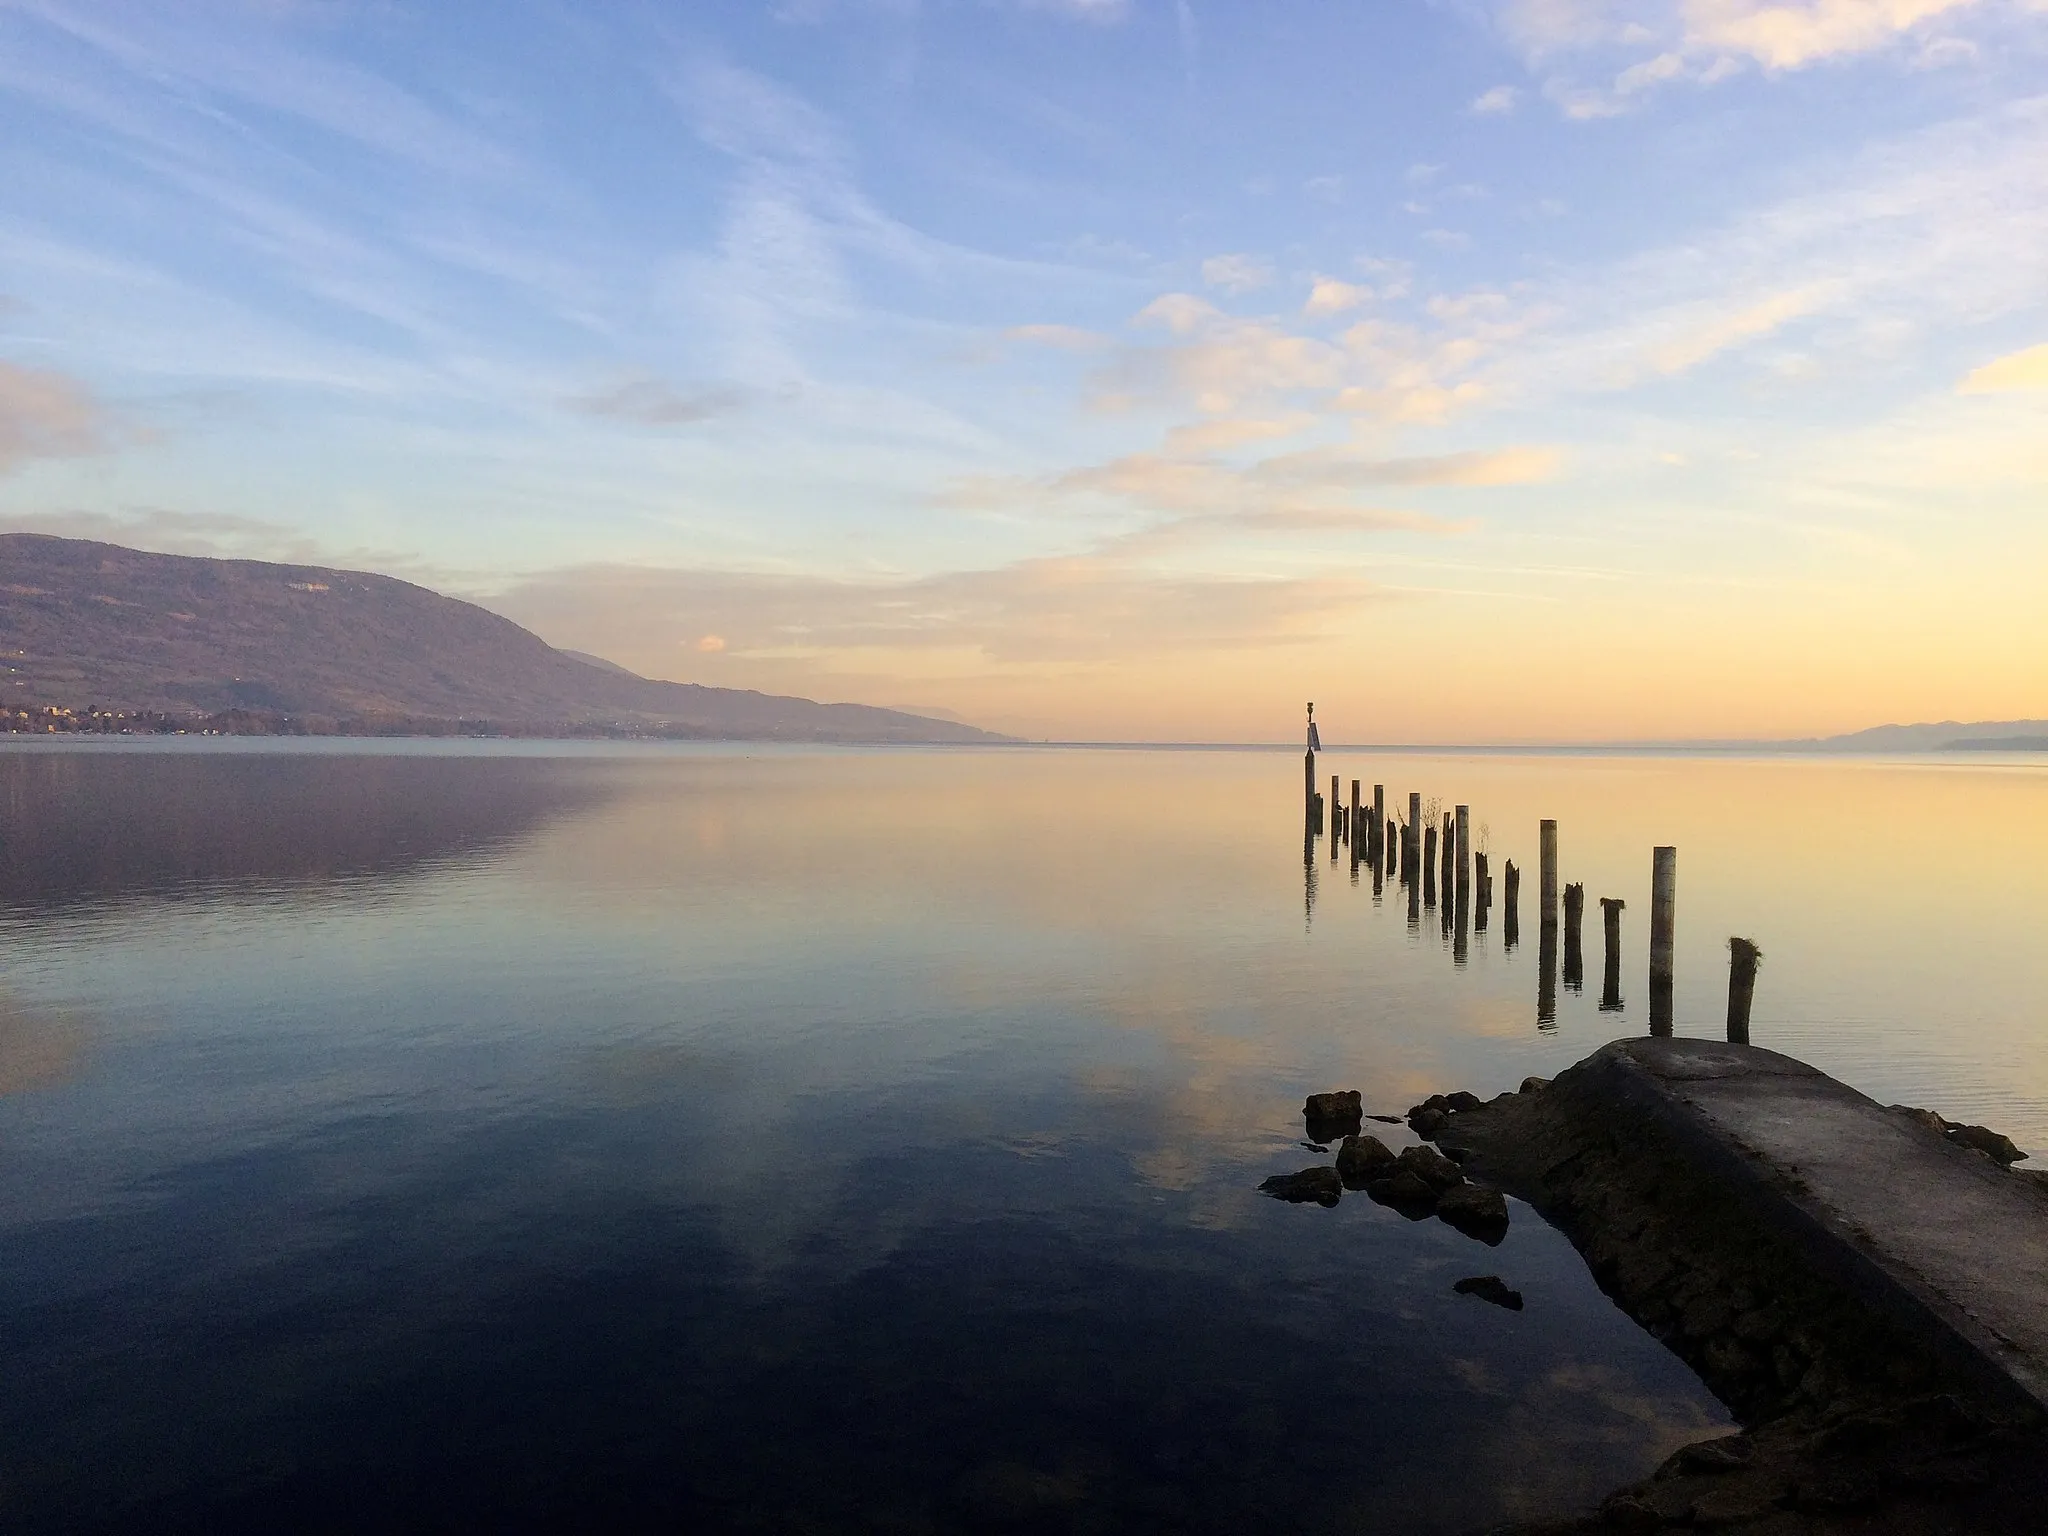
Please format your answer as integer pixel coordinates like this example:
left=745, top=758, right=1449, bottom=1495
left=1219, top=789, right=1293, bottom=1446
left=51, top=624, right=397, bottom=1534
left=1, top=0, right=2045, bottom=743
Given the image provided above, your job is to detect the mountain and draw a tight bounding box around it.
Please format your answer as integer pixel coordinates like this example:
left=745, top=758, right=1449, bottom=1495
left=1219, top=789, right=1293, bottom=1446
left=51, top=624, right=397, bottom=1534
left=0, top=534, right=1005, bottom=742
left=1807, top=720, right=2048, bottom=752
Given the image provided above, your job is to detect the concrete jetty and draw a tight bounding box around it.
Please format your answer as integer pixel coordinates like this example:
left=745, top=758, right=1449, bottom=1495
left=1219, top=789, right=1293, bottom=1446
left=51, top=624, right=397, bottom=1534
left=1436, top=1038, right=2048, bottom=1531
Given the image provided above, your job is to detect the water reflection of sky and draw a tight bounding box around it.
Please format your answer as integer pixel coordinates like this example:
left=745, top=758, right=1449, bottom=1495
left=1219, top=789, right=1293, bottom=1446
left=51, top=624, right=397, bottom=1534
left=2, top=742, right=2042, bottom=1530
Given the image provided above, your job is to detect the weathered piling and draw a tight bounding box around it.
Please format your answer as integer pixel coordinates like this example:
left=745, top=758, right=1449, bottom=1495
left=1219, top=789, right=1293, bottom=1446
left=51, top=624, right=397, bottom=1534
left=1372, top=783, right=1385, bottom=866
left=1454, top=804, right=1470, bottom=902
left=1423, top=822, right=1438, bottom=905
left=1350, top=779, right=1361, bottom=850
left=1650, top=845, right=1676, bottom=1037
left=1727, top=936, right=1762, bottom=1045
left=1474, top=851, right=1490, bottom=934
left=1562, top=881, right=1585, bottom=991
left=1440, top=811, right=1454, bottom=904
left=1599, top=897, right=1625, bottom=1011
left=1503, top=859, right=1520, bottom=949
left=1304, top=749, right=1318, bottom=835
left=1539, top=819, right=1558, bottom=933
left=1406, top=792, right=1421, bottom=882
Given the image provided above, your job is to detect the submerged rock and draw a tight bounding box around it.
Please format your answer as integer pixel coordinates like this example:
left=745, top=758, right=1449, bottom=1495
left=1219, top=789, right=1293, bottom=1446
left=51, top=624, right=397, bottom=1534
left=1436, top=1182, right=1509, bottom=1241
left=1453, top=1274, right=1524, bottom=1310
left=1396, top=1143, right=1464, bottom=1192
left=1259, top=1166, right=1341, bottom=1207
left=1365, top=1170, right=1440, bottom=1214
left=1366, top=1113, right=1404, bottom=1125
left=1336, top=1133, right=1397, bottom=1188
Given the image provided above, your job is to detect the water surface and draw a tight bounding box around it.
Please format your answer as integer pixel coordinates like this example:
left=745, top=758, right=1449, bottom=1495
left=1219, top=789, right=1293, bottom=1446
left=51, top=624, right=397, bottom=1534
left=2, top=742, right=2042, bottom=1532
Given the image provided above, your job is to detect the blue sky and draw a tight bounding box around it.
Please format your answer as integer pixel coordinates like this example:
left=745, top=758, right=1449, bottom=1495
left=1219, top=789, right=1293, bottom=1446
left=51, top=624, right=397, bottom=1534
left=2, top=0, right=2045, bottom=739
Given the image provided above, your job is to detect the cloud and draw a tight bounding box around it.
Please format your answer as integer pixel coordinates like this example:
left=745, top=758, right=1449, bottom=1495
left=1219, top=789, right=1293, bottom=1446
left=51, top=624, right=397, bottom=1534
left=1200, top=254, right=1275, bottom=294
left=1251, top=444, right=1563, bottom=488
left=0, top=361, right=112, bottom=473
left=1004, top=323, right=1107, bottom=352
left=565, top=375, right=744, bottom=427
left=1133, top=292, right=1224, bottom=336
left=1958, top=341, right=2048, bottom=392
left=1303, top=278, right=1372, bottom=318
left=696, top=633, right=728, bottom=652
left=1640, top=285, right=1832, bottom=376
left=1471, top=85, right=1522, bottom=113
left=497, top=555, right=1384, bottom=671
left=1493, top=0, right=2004, bottom=113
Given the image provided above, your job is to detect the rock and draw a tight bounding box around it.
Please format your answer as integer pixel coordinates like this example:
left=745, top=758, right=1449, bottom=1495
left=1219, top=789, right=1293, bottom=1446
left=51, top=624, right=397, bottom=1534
left=1258, top=1166, right=1341, bottom=1207
left=2017, top=1167, right=2048, bottom=1192
left=1444, top=1090, right=1485, bottom=1113
left=1596, top=1492, right=1661, bottom=1530
left=1396, top=1143, right=1464, bottom=1192
left=1304, top=1090, right=1363, bottom=1142
left=1365, top=1113, right=1403, bottom=1124
left=1946, top=1123, right=2027, bottom=1165
left=1519, top=1076, right=1550, bottom=1094
left=1452, top=1274, right=1524, bottom=1310
left=1408, top=1106, right=1449, bottom=1140
left=1436, top=1182, right=1509, bottom=1240
left=1299, top=1141, right=1328, bottom=1153
left=1406, top=1094, right=1451, bottom=1117
left=1365, top=1170, right=1439, bottom=1214
left=1688, top=1479, right=1786, bottom=1526
left=1336, top=1133, right=1397, bottom=1188
left=1890, top=1104, right=1949, bottom=1136
left=1438, top=1144, right=1473, bottom=1163
left=1667, top=1435, right=1753, bottom=1475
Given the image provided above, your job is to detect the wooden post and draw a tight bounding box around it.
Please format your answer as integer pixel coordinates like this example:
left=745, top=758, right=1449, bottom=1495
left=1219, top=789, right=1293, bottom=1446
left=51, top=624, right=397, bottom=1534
left=1423, top=821, right=1438, bottom=905
left=1407, top=792, right=1421, bottom=882
left=1331, top=775, right=1341, bottom=842
left=1503, top=859, right=1520, bottom=949
left=1600, top=898, right=1625, bottom=1011
left=1650, top=846, right=1676, bottom=1037
left=1372, top=783, right=1385, bottom=867
left=1727, top=938, right=1761, bottom=1046
left=1440, top=812, right=1453, bottom=904
left=1562, top=882, right=1585, bottom=990
left=1539, top=819, right=1558, bottom=935
left=1474, top=851, right=1489, bottom=933
left=1304, top=748, right=1317, bottom=835
left=1454, top=805, right=1470, bottom=900
left=1350, top=779, right=1361, bottom=849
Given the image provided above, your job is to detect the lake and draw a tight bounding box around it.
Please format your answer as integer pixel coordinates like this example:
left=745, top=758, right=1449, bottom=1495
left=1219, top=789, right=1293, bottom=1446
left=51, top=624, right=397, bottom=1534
left=2, top=741, right=2043, bottom=1532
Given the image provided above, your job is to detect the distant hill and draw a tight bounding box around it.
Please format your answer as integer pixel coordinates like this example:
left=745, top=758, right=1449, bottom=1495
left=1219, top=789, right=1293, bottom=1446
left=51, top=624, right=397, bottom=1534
left=0, top=534, right=1005, bottom=742
left=1807, top=720, right=2048, bottom=752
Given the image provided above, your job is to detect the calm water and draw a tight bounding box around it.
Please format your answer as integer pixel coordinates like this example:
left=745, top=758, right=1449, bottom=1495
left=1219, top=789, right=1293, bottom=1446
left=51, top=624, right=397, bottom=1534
left=2, top=741, right=2044, bottom=1533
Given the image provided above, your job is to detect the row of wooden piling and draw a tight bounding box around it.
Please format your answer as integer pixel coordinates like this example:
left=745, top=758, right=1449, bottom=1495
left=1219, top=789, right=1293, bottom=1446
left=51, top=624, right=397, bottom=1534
left=1304, top=754, right=1759, bottom=1040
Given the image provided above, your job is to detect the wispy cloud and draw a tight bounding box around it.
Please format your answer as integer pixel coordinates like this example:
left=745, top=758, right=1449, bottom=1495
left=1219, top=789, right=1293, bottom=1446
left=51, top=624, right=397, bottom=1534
left=566, top=375, right=745, bottom=427
left=1201, top=253, right=1275, bottom=294
left=0, top=360, right=112, bottom=473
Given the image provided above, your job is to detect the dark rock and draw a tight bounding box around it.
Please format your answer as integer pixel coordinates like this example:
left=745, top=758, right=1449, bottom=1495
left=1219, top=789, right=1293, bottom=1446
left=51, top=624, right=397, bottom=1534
left=1946, top=1123, right=2027, bottom=1165
left=1336, top=1133, right=1397, bottom=1188
left=1304, top=1090, right=1361, bottom=1120
left=1453, top=1274, right=1524, bottom=1310
left=1890, top=1104, right=1949, bottom=1136
left=1364, top=1170, right=1439, bottom=1214
left=1299, top=1142, right=1328, bottom=1153
left=1687, top=1479, right=1786, bottom=1525
left=1667, top=1435, right=1754, bottom=1475
left=1519, top=1076, right=1550, bottom=1094
left=1365, top=1113, right=1403, bottom=1124
left=1445, top=1090, right=1485, bottom=1113
left=1436, top=1182, right=1509, bottom=1241
left=1408, top=1106, right=1449, bottom=1140
left=1396, top=1143, right=1464, bottom=1192
left=1304, top=1090, right=1363, bottom=1142
left=1790, top=1469, right=1881, bottom=1511
left=1595, top=1491, right=1661, bottom=1530
left=1407, top=1094, right=1451, bottom=1117
left=1258, top=1166, right=1341, bottom=1207
left=1438, top=1144, right=1473, bottom=1162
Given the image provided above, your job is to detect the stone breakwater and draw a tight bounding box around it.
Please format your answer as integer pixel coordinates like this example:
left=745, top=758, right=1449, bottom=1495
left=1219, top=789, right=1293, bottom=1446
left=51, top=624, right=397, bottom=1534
left=1415, top=1038, right=2048, bottom=1535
